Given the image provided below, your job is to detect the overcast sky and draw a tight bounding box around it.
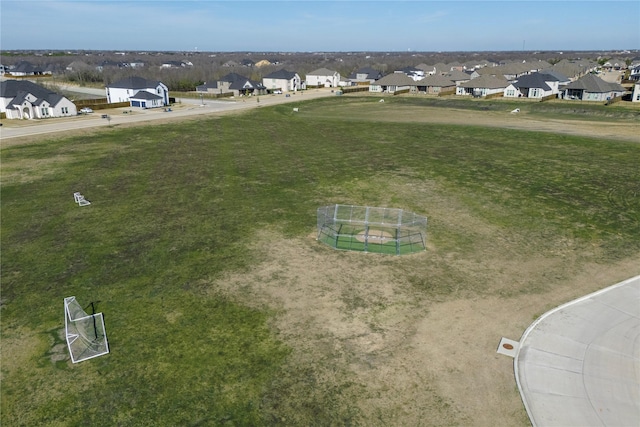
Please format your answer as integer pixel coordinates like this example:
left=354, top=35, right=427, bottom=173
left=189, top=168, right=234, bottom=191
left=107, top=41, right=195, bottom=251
left=2, top=1, right=639, bottom=52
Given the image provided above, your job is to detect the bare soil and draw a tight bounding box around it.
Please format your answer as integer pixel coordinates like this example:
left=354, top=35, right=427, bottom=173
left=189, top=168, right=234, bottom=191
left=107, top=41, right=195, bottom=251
left=209, top=215, right=639, bottom=424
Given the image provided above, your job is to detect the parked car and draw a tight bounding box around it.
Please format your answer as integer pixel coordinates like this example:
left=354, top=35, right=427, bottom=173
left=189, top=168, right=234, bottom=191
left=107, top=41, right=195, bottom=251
left=273, top=90, right=282, bottom=94
left=80, top=107, right=93, bottom=114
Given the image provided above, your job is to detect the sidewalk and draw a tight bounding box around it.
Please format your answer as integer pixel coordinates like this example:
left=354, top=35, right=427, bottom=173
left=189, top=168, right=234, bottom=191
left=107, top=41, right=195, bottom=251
left=515, top=275, right=640, bottom=426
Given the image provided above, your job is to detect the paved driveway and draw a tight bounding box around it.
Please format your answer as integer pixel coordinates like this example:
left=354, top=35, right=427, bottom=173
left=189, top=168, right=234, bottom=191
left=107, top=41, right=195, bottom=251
left=515, top=275, right=640, bottom=426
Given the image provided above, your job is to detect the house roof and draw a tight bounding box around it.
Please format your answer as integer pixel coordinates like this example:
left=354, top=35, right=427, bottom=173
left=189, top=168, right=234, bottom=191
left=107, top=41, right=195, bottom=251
left=444, top=70, right=470, bottom=81
left=416, top=75, right=456, bottom=87
left=219, top=73, right=265, bottom=90
left=196, top=82, right=219, bottom=91
left=0, top=79, right=68, bottom=108
left=263, top=69, right=297, bottom=80
left=11, top=61, right=45, bottom=74
left=348, top=67, right=382, bottom=80
left=108, top=76, right=163, bottom=90
left=131, top=90, right=163, bottom=100
left=459, top=75, right=508, bottom=89
left=513, top=73, right=557, bottom=91
left=307, top=67, right=338, bottom=76
left=539, top=69, right=570, bottom=82
left=563, top=74, right=625, bottom=93
left=373, top=73, right=417, bottom=86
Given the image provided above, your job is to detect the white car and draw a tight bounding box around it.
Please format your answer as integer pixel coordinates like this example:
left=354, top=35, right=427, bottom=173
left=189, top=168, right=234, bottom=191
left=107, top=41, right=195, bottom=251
left=273, top=90, right=282, bottom=94
left=80, top=107, right=93, bottom=114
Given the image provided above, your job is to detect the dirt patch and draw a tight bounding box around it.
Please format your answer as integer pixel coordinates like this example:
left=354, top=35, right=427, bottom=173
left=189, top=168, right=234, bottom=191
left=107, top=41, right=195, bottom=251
left=355, top=229, right=394, bottom=243
left=208, top=203, right=639, bottom=426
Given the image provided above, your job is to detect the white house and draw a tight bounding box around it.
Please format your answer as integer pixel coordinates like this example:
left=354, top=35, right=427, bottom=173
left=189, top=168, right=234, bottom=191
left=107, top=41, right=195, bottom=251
left=106, top=76, right=169, bottom=107
left=305, top=68, right=340, bottom=88
left=129, top=91, right=165, bottom=109
left=369, top=73, right=415, bottom=94
left=631, top=83, right=640, bottom=102
left=503, top=72, right=559, bottom=99
left=262, top=69, right=303, bottom=93
left=560, top=74, right=626, bottom=101
left=456, top=75, right=507, bottom=97
left=0, top=79, right=77, bottom=120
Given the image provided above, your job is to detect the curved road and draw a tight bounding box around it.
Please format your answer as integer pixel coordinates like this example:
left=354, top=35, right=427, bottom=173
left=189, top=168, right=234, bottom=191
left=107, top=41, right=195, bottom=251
left=515, top=275, right=640, bottom=426
left=1, top=88, right=335, bottom=142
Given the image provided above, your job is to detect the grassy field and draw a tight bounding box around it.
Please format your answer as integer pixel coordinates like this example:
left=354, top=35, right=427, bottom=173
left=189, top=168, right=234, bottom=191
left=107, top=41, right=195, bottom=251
left=2, top=96, right=639, bottom=426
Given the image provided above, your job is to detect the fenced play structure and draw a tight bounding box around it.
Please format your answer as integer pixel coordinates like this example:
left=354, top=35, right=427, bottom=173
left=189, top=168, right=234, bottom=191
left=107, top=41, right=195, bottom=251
left=317, top=205, right=427, bottom=255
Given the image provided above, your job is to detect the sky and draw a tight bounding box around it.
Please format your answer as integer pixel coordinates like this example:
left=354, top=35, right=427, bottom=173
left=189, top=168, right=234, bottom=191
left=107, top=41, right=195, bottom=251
left=1, top=0, right=639, bottom=52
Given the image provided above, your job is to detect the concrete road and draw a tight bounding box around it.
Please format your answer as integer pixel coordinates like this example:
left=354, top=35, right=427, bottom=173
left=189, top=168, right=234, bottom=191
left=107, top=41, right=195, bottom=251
left=515, top=275, right=640, bottom=426
left=0, top=88, right=336, bottom=142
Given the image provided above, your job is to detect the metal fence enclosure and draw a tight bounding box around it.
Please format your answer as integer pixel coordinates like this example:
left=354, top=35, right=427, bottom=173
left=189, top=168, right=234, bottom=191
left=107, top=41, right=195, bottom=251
left=317, top=205, right=427, bottom=255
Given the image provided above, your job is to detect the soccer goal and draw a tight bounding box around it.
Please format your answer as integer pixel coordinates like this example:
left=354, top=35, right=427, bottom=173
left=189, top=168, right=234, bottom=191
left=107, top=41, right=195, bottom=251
left=317, top=204, right=427, bottom=255
left=64, top=296, right=109, bottom=363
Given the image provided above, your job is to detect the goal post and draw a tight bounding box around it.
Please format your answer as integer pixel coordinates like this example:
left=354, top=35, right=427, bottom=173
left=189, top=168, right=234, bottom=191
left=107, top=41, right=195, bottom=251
left=64, top=296, right=110, bottom=363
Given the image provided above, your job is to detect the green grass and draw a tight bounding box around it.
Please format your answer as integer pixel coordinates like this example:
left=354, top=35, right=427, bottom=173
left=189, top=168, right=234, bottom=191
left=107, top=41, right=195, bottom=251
left=2, top=96, right=639, bottom=425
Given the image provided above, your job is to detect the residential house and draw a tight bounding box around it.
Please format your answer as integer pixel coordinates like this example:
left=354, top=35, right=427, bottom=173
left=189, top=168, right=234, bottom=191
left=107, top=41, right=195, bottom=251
left=504, top=73, right=559, bottom=99
left=106, top=76, right=169, bottom=107
left=432, top=63, right=449, bottom=75
left=202, top=73, right=266, bottom=97
left=456, top=75, right=507, bottom=97
left=65, top=61, right=92, bottom=72
left=8, top=61, right=50, bottom=76
left=415, top=75, right=456, bottom=94
left=262, top=69, right=303, bottom=93
left=305, top=68, right=340, bottom=88
left=631, top=83, right=640, bottom=102
left=395, top=66, right=425, bottom=81
left=550, top=59, right=597, bottom=81
left=348, top=67, right=383, bottom=86
left=96, top=60, right=127, bottom=72
left=129, top=90, right=164, bottom=109
left=161, top=60, right=192, bottom=68
left=539, top=69, right=571, bottom=86
left=0, top=79, right=77, bottom=119
left=628, top=64, right=640, bottom=81
left=602, top=58, right=628, bottom=71
left=559, top=73, right=626, bottom=101
left=195, top=81, right=222, bottom=94
left=472, top=62, right=533, bottom=81
left=415, top=64, right=437, bottom=75
left=370, top=73, right=416, bottom=94
left=444, top=70, right=471, bottom=86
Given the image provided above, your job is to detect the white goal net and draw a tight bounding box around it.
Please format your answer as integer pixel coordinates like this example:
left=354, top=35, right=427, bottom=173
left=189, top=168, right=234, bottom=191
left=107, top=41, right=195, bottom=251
left=64, top=296, right=109, bottom=363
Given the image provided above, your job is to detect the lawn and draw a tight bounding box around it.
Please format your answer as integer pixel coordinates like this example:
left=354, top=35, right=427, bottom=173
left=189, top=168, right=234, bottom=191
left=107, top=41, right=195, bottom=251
left=2, top=96, right=639, bottom=426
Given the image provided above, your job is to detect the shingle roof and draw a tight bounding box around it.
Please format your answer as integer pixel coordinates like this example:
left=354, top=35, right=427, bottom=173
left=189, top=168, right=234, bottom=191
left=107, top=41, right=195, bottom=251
left=563, top=74, right=625, bottom=92
left=373, top=73, right=417, bottom=86
left=458, top=75, right=508, bottom=89
left=444, top=70, right=470, bottom=81
left=513, top=73, right=556, bottom=91
left=108, top=76, right=163, bottom=89
left=416, top=75, right=456, bottom=87
left=130, top=90, right=163, bottom=100
left=307, top=67, right=337, bottom=76
left=348, top=67, right=382, bottom=79
left=219, top=73, right=265, bottom=90
left=263, top=69, right=297, bottom=80
left=539, top=69, right=570, bottom=82
left=0, top=79, right=68, bottom=108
